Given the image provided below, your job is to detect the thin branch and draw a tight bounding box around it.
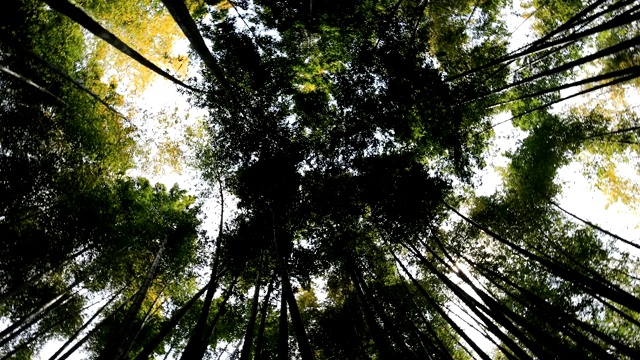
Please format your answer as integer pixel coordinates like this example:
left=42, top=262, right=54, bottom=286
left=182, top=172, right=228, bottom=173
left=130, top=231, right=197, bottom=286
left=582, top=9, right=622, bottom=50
left=5, top=39, right=130, bottom=120
left=484, top=71, right=639, bottom=131
left=550, top=201, right=640, bottom=250
left=0, top=65, right=66, bottom=104
left=489, top=65, right=640, bottom=108
left=482, top=33, right=640, bottom=99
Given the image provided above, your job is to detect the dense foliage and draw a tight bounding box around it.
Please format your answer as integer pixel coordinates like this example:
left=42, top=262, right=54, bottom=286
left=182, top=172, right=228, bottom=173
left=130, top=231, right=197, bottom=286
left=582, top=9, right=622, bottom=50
left=1, top=0, right=640, bottom=359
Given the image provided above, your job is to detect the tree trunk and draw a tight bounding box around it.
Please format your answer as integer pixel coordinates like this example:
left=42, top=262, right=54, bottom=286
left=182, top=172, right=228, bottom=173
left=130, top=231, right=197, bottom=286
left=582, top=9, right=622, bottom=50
left=0, top=65, right=66, bottom=104
left=486, top=31, right=640, bottom=97
left=349, top=268, right=396, bottom=360
left=352, top=264, right=420, bottom=360
left=446, top=0, right=619, bottom=81
left=270, top=207, right=313, bottom=360
left=491, top=65, right=640, bottom=108
left=41, top=0, right=200, bottom=92
left=277, top=284, right=288, bottom=360
left=425, top=235, right=599, bottom=358
left=594, top=293, right=640, bottom=328
left=444, top=202, right=640, bottom=313
left=159, top=0, right=229, bottom=90
left=255, top=276, right=275, bottom=360
left=279, top=256, right=314, bottom=360
left=179, top=253, right=222, bottom=359
left=495, top=70, right=640, bottom=127
left=0, top=32, right=129, bottom=121
left=56, top=300, right=129, bottom=360
left=552, top=201, right=640, bottom=250
left=240, top=254, right=264, bottom=360
left=1, top=311, right=69, bottom=360
left=123, top=284, right=168, bottom=357
left=181, top=182, right=225, bottom=359
left=100, top=237, right=168, bottom=360
left=460, top=254, right=591, bottom=357
left=390, top=249, right=492, bottom=360
left=458, top=249, right=640, bottom=358
left=195, top=279, right=238, bottom=359
left=162, top=344, right=174, bottom=360
left=377, top=275, right=451, bottom=360
left=396, top=279, right=453, bottom=360
left=0, top=244, right=93, bottom=304
left=404, top=241, right=538, bottom=360
left=0, top=292, right=70, bottom=346
left=133, top=284, right=208, bottom=360
left=584, top=125, right=640, bottom=140
left=1, top=289, right=111, bottom=360
left=49, top=288, right=124, bottom=360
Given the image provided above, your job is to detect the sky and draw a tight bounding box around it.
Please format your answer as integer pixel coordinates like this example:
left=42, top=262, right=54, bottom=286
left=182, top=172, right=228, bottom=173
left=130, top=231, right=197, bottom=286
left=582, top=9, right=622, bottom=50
left=31, top=1, right=640, bottom=359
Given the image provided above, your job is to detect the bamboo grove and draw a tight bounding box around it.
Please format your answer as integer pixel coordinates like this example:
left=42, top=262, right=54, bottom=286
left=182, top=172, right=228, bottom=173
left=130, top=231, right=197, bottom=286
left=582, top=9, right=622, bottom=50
left=1, top=0, right=640, bottom=358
